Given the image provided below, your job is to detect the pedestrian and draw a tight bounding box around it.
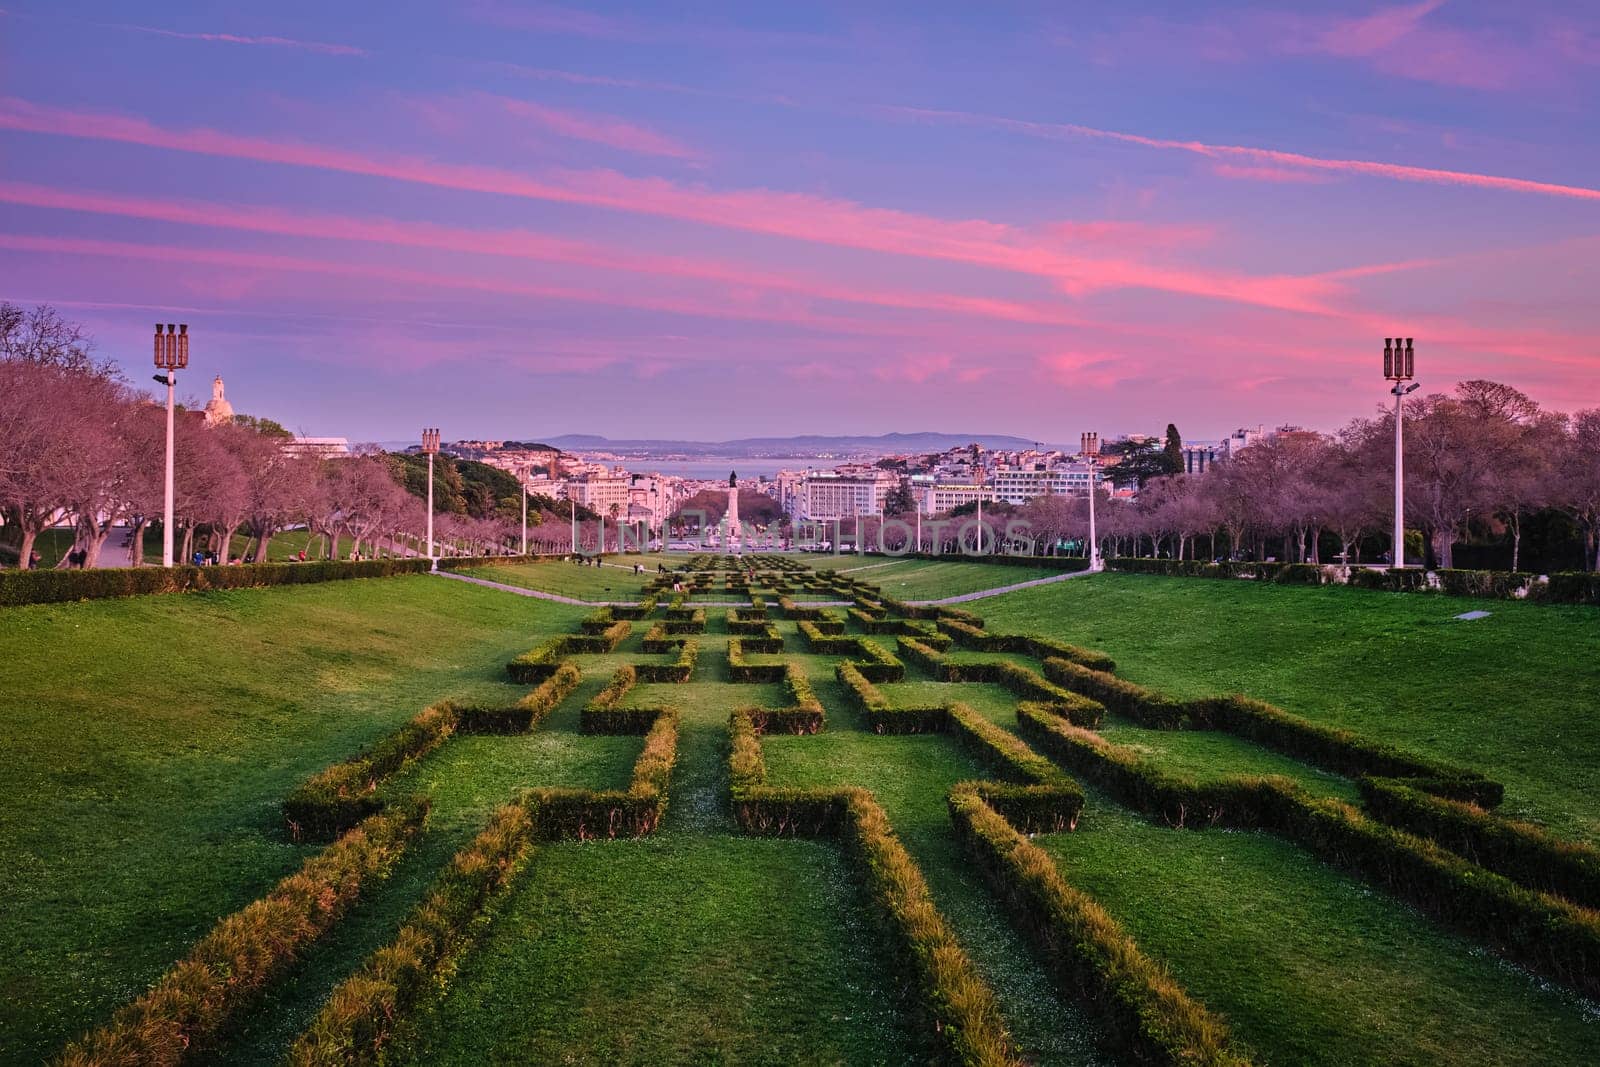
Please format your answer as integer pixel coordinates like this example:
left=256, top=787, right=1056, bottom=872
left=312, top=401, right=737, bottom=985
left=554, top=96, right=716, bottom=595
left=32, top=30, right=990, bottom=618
left=28, top=550, right=41, bottom=570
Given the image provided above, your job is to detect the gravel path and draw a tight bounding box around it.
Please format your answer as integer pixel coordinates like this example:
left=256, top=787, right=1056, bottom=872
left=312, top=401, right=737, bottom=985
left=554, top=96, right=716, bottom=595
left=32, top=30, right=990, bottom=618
left=913, top=568, right=1094, bottom=605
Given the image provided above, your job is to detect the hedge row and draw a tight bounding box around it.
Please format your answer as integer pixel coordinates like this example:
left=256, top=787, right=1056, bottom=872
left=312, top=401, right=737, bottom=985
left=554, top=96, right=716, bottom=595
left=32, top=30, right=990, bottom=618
left=1108, top=557, right=1600, bottom=605
left=726, top=607, right=771, bottom=633
left=1, top=558, right=432, bottom=608
left=505, top=621, right=630, bottom=682
left=936, top=618, right=1116, bottom=673
left=640, top=622, right=687, bottom=653
left=285, top=802, right=536, bottom=1066
left=283, top=663, right=585, bottom=838
left=899, top=640, right=1103, bottom=728
left=1358, top=777, right=1600, bottom=910
left=795, top=623, right=907, bottom=680
left=610, top=595, right=658, bottom=620
left=727, top=637, right=788, bottom=683
left=450, top=661, right=582, bottom=735
left=581, top=665, right=680, bottom=734
left=1018, top=709, right=1600, bottom=999
left=875, top=595, right=984, bottom=627
left=856, top=551, right=1093, bottom=573
left=778, top=596, right=835, bottom=620
left=948, top=788, right=1249, bottom=1067
left=725, top=710, right=1018, bottom=1065
left=525, top=709, right=678, bottom=840
left=738, top=662, right=826, bottom=734
left=64, top=804, right=425, bottom=1067
left=662, top=609, right=708, bottom=634
left=1038, top=658, right=1500, bottom=806
left=282, top=704, right=456, bottom=839
left=635, top=639, right=699, bottom=683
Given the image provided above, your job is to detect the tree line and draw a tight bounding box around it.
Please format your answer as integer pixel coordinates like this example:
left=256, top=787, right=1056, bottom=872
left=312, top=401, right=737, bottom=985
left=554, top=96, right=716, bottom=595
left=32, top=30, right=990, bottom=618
left=0, top=305, right=600, bottom=568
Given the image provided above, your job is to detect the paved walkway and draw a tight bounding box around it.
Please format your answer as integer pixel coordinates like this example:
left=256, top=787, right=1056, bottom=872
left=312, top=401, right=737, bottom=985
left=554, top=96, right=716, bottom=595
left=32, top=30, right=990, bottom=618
left=435, top=566, right=1091, bottom=607
left=914, top=568, right=1094, bottom=604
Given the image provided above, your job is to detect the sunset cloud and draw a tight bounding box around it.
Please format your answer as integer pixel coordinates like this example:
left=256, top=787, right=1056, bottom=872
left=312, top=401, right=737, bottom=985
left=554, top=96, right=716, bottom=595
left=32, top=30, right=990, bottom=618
left=107, top=23, right=365, bottom=57
left=884, top=105, right=1600, bottom=202
left=0, top=98, right=1345, bottom=314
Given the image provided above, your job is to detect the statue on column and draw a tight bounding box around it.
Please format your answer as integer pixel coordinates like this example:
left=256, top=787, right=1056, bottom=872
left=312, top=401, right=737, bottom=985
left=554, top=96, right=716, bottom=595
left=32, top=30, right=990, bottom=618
left=726, top=471, right=740, bottom=552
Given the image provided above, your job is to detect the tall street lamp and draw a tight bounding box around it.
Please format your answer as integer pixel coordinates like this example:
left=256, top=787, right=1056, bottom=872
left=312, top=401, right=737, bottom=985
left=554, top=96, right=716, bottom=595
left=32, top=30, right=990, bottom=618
left=421, top=428, right=440, bottom=562
left=153, top=324, right=189, bottom=567
left=1082, top=432, right=1101, bottom=571
left=520, top=470, right=529, bottom=557
left=1384, top=338, right=1419, bottom=568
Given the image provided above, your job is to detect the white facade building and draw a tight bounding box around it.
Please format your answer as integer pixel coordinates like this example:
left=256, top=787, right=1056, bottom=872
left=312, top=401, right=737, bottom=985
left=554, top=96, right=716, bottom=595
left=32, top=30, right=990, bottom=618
left=797, top=472, right=894, bottom=521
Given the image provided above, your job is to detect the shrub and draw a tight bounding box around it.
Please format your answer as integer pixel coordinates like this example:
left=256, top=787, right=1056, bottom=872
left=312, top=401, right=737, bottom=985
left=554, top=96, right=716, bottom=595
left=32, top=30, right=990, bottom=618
left=67, top=804, right=425, bottom=1067
left=948, top=788, right=1248, bottom=1067
left=1346, top=568, right=1430, bottom=592
left=727, top=638, right=786, bottom=683
left=1358, top=777, right=1600, bottom=910
left=526, top=710, right=678, bottom=839
left=662, top=609, right=707, bottom=634
left=636, top=640, right=698, bottom=683
left=0, top=558, right=431, bottom=608
left=641, top=623, right=686, bottom=653
left=282, top=704, right=457, bottom=839
left=285, top=802, right=535, bottom=1066
left=1042, top=658, right=1191, bottom=729
left=453, top=661, right=581, bottom=734
left=1540, top=572, right=1600, bottom=605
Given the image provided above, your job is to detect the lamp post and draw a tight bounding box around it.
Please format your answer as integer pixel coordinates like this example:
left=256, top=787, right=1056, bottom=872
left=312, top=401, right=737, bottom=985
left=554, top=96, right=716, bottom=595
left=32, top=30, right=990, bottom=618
left=520, top=471, right=529, bottom=557
left=152, top=324, right=189, bottom=567
left=1081, top=432, right=1101, bottom=571
left=421, top=428, right=440, bottom=562
left=1384, top=338, right=1419, bottom=568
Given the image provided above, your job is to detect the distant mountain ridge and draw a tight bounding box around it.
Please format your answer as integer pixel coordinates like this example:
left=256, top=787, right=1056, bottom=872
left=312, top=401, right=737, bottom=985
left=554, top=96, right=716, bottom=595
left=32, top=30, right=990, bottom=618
left=541, top=431, right=1052, bottom=455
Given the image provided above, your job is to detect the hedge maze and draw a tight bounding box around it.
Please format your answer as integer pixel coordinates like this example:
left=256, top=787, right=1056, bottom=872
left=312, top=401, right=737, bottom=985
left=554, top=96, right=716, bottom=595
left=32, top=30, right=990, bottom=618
left=54, top=554, right=1600, bottom=1065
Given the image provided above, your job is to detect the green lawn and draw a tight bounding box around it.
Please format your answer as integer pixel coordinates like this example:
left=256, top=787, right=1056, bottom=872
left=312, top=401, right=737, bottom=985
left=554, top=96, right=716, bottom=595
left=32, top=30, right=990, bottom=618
left=974, top=572, right=1600, bottom=842
left=1040, top=798, right=1599, bottom=1065
left=5, top=561, right=1600, bottom=1065
left=471, top=555, right=691, bottom=601
left=0, top=574, right=582, bottom=1063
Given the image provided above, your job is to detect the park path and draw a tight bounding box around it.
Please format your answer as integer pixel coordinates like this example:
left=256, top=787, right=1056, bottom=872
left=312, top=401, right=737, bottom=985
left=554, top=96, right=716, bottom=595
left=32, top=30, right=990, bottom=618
left=433, top=566, right=1091, bottom=607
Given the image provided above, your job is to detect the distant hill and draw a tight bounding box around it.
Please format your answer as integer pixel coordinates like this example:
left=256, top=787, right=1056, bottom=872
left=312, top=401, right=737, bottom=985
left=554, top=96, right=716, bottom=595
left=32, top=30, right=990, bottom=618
left=541, top=432, right=1051, bottom=456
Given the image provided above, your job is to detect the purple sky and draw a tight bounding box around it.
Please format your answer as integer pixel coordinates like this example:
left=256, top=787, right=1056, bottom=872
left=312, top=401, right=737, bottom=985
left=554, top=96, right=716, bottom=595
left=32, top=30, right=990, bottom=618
left=2, top=1, right=1597, bottom=444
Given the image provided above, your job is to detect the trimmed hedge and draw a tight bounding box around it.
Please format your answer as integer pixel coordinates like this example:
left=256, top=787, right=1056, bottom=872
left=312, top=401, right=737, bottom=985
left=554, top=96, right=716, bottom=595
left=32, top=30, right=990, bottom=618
left=936, top=618, right=1116, bottom=672
left=506, top=621, right=630, bottom=682
left=635, top=639, right=699, bottom=683
left=526, top=709, right=678, bottom=839
left=65, top=804, right=425, bottom=1067
left=725, top=709, right=1018, bottom=1066
left=728, top=638, right=787, bottom=682
left=1038, top=658, right=1500, bottom=805
left=1109, top=557, right=1600, bottom=606
left=451, top=661, right=582, bottom=734
left=1358, top=777, right=1600, bottom=910
left=1018, top=709, right=1600, bottom=1000
left=948, top=788, right=1249, bottom=1067
left=1, top=558, right=431, bottom=608
left=662, top=609, right=707, bottom=634
left=282, top=704, right=457, bottom=839
left=285, top=801, right=536, bottom=1066
left=641, top=622, right=687, bottom=654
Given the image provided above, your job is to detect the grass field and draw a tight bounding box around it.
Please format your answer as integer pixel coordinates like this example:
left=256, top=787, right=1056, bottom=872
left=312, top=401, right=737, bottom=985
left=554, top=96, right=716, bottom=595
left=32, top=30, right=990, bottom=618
left=4, top=558, right=1598, bottom=1064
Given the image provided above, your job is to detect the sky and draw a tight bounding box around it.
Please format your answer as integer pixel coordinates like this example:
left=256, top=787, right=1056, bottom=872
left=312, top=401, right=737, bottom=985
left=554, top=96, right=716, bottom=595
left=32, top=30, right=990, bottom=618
left=1, top=1, right=1597, bottom=444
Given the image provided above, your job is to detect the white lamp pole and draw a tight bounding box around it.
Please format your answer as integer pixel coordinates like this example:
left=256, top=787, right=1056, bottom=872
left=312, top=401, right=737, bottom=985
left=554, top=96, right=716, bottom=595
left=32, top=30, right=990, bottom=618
left=422, top=428, right=440, bottom=562
left=1384, top=338, right=1419, bottom=568
left=153, top=324, right=189, bottom=567
left=1082, top=432, right=1101, bottom=571
left=521, top=472, right=529, bottom=556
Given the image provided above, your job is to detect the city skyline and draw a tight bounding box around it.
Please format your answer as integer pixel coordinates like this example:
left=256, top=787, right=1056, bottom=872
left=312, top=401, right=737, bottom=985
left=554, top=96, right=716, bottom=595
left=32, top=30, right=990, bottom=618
left=2, top=1, right=1597, bottom=440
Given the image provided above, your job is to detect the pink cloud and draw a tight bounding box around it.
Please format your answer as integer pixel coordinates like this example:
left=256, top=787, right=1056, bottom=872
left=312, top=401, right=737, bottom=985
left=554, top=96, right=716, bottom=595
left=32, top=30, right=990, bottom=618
left=490, top=95, right=699, bottom=160
left=1272, top=0, right=1530, bottom=91
left=0, top=180, right=1114, bottom=330
left=108, top=23, right=365, bottom=56
left=1037, top=351, right=1135, bottom=390
left=1210, top=163, right=1335, bottom=185
left=0, top=98, right=1347, bottom=314
left=884, top=104, right=1600, bottom=202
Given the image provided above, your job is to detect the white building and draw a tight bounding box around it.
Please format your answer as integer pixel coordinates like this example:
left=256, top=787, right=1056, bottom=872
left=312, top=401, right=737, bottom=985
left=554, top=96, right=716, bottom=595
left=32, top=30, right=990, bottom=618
left=566, top=474, right=632, bottom=516
left=797, top=471, right=894, bottom=521
left=282, top=436, right=351, bottom=459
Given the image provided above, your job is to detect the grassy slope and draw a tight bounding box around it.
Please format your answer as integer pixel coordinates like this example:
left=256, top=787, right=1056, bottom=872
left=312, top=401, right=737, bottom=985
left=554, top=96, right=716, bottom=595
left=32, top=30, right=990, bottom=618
left=0, top=575, right=582, bottom=1063
left=976, top=573, right=1600, bottom=841
left=400, top=639, right=924, bottom=1064
left=1042, top=798, right=1599, bottom=1065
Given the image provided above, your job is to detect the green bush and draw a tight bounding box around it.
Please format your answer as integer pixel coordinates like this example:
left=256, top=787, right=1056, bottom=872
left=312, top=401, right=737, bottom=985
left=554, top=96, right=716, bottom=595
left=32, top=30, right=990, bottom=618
left=66, top=804, right=425, bottom=1067
left=0, top=558, right=430, bottom=608
left=635, top=640, right=698, bottom=683
left=286, top=802, right=535, bottom=1066
left=641, top=623, right=687, bottom=654
left=452, top=661, right=581, bottom=734
left=1358, top=777, right=1600, bottom=910
left=948, top=787, right=1248, bottom=1067
left=282, top=704, right=457, bottom=839
left=1541, top=572, right=1600, bottom=605
left=727, top=638, right=787, bottom=683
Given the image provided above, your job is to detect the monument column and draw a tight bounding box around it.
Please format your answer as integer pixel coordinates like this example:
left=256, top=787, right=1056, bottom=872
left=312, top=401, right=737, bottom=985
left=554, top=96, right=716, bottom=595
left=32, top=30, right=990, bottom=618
left=727, top=471, right=740, bottom=553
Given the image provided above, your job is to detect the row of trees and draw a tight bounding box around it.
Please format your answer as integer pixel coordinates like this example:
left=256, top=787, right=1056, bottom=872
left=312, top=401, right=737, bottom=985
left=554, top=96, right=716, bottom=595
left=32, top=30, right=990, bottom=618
left=0, top=304, right=603, bottom=567
left=895, top=380, right=1598, bottom=572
